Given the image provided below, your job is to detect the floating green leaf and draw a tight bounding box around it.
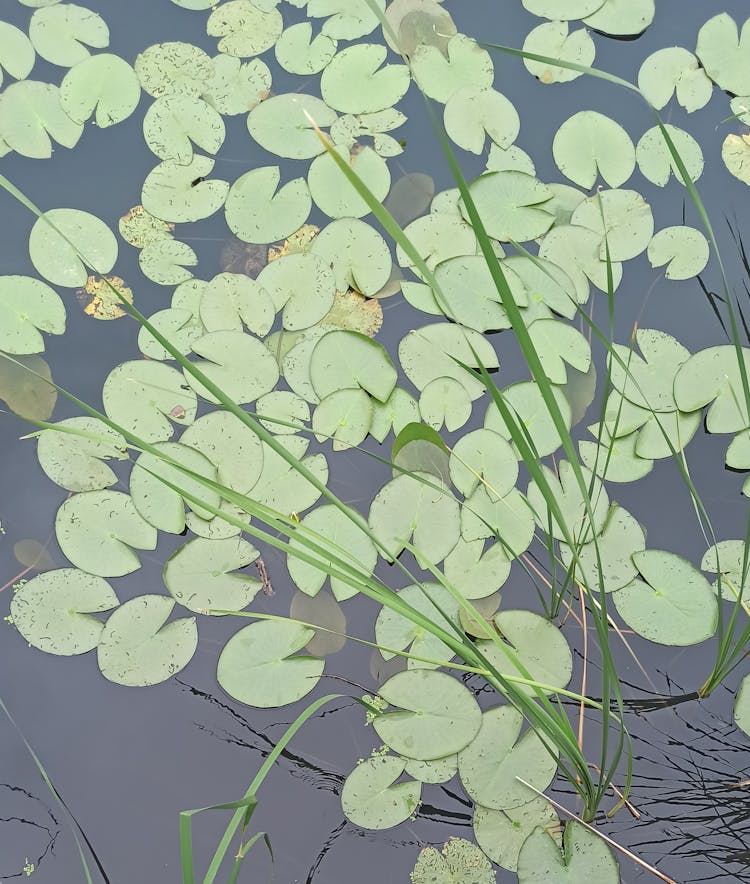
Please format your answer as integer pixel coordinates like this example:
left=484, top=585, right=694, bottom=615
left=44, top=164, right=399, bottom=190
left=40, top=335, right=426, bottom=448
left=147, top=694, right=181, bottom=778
left=527, top=461, right=609, bottom=543
left=369, top=471, right=460, bottom=563
left=582, top=0, right=654, bottom=37
left=217, top=619, right=324, bottom=707
left=516, top=822, right=620, bottom=883
left=374, top=669, right=482, bottom=759
left=184, top=330, right=279, bottom=405
left=466, top=171, right=553, bottom=243
left=474, top=797, right=559, bottom=873
left=674, top=345, right=750, bottom=433
left=722, top=133, right=750, bottom=186
left=139, top=238, right=197, bottom=285
left=308, top=144, right=391, bottom=219
left=164, top=536, right=260, bottom=614
left=449, top=428, right=518, bottom=499
left=412, top=34, right=494, bottom=103
left=10, top=569, right=118, bottom=656
left=247, top=436, right=327, bottom=515
left=142, top=155, right=229, bottom=223
left=98, top=595, right=197, bottom=687
left=29, top=208, right=117, bottom=287
left=36, top=416, right=126, bottom=492
left=552, top=111, right=635, bottom=189
left=256, top=253, right=335, bottom=331
left=696, top=13, right=750, bottom=97
left=443, top=85, right=519, bottom=154
left=60, top=53, right=141, bottom=126
left=570, top=189, right=654, bottom=262
left=411, top=837, right=496, bottom=884
left=458, top=706, right=558, bottom=809
left=309, top=0, right=385, bottom=40
left=443, top=538, right=511, bottom=600
left=321, top=44, right=409, bottom=114
left=0, top=22, right=35, bottom=86
left=527, top=319, right=590, bottom=384
left=247, top=93, right=337, bottom=159
left=225, top=166, right=311, bottom=245
left=135, top=41, right=213, bottom=98
left=0, top=275, right=65, bottom=354
left=143, top=94, right=224, bottom=163
left=636, top=124, right=703, bottom=187
left=647, top=226, right=709, bottom=280
left=522, top=22, right=595, bottom=84
left=206, top=0, right=283, bottom=57
left=55, top=490, right=157, bottom=577
left=201, top=54, right=271, bottom=115
left=637, top=47, right=712, bottom=112
left=313, top=388, right=373, bottom=450
left=484, top=381, right=572, bottom=459
left=103, top=360, right=197, bottom=442
left=341, top=755, right=420, bottom=830
left=522, top=0, right=604, bottom=18
left=310, top=329, right=397, bottom=402
left=275, top=21, right=337, bottom=75
left=311, top=218, right=393, bottom=297
left=29, top=3, right=108, bottom=67
left=735, top=673, right=750, bottom=739
left=199, top=272, right=275, bottom=336
left=613, top=550, right=718, bottom=645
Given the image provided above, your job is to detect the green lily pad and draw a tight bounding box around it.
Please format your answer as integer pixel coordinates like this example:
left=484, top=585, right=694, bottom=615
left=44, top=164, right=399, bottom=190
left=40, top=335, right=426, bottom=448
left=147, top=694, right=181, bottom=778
left=143, top=94, right=224, bottom=163
left=734, top=673, right=750, bottom=738
left=528, top=319, right=590, bottom=384
left=247, top=93, right=337, bottom=159
left=199, top=272, right=275, bottom=337
left=412, top=34, right=494, bottom=103
left=465, top=171, right=553, bottom=243
left=443, top=538, right=511, bottom=600
left=419, top=377, right=473, bottom=432
left=55, top=489, right=157, bottom=577
left=637, top=47, right=713, bottom=113
left=309, top=0, right=385, bottom=40
left=374, top=669, right=482, bottom=759
left=458, top=705, right=558, bottom=809
left=570, top=189, right=654, bottom=262
left=474, top=797, right=560, bottom=873
left=129, top=442, right=220, bottom=533
left=369, top=471, right=460, bottom=563
left=225, top=166, right=311, bottom=245
left=10, top=569, right=118, bottom=656
left=696, top=13, right=750, bottom=97
left=313, top=388, right=373, bottom=450
left=673, top=345, right=750, bottom=433
left=701, top=540, right=750, bottom=602
left=321, top=43, right=410, bottom=114
left=29, top=208, right=117, bottom=287
left=527, top=461, right=609, bottom=543
left=522, top=22, right=595, bottom=84
left=164, top=537, right=260, bottom=614
left=370, top=387, right=421, bottom=442
left=185, top=330, right=279, bottom=405
left=397, top=211, right=478, bottom=280
left=444, top=85, right=519, bottom=154
left=98, top=595, right=197, bottom=686
left=206, top=0, right=283, bottom=57
left=404, top=754, right=458, bottom=785
left=308, top=144, right=391, bottom=220
left=0, top=80, right=80, bottom=158
left=0, top=275, right=65, bottom=354
left=399, top=323, right=498, bottom=398
left=287, top=503, right=377, bottom=602
left=180, top=409, right=263, bottom=493
left=553, top=111, right=635, bottom=189
left=142, top=155, right=229, bottom=223
left=516, top=822, right=620, bottom=883
left=559, top=504, right=645, bottom=594
left=256, top=390, right=310, bottom=434
left=217, top=619, right=324, bottom=707
left=275, top=21, right=337, bottom=75
left=140, top=238, right=197, bottom=285
left=582, top=0, right=654, bottom=37
left=0, top=22, right=35, bottom=87
left=135, top=41, right=213, bottom=98
left=310, top=329, right=397, bottom=402
left=29, top=3, right=108, bottom=67
left=247, top=436, right=328, bottom=516
left=411, top=837, right=496, bottom=884
left=102, top=360, right=197, bottom=442
left=538, top=224, right=622, bottom=299
left=36, top=416, right=127, bottom=492
left=311, top=218, right=392, bottom=296
left=479, top=609, right=573, bottom=696
left=484, top=381, right=572, bottom=459
left=610, top=328, right=689, bottom=413
left=256, top=253, right=335, bottom=331
left=522, top=0, right=604, bottom=18
left=579, top=424, right=654, bottom=484
left=449, top=428, right=518, bottom=499
left=722, top=133, right=750, bottom=186
left=341, top=755, right=420, bottom=830
left=60, top=53, right=141, bottom=126
left=636, top=124, right=703, bottom=187
left=375, top=583, right=460, bottom=670
left=201, top=54, right=271, bottom=116
left=647, top=226, right=710, bottom=280
left=461, top=487, right=535, bottom=555
left=613, top=549, right=718, bottom=645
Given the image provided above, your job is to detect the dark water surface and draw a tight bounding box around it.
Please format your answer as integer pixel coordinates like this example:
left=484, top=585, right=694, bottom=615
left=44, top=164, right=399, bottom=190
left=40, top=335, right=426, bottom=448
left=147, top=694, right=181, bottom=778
left=1, top=1, right=750, bottom=882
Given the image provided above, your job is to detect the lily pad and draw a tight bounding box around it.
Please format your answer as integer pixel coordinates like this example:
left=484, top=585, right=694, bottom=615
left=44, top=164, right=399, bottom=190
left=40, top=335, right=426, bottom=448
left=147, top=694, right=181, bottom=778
left=217, top=619, right=324, bottom=707
left=199, top=272, right=275, bottom=337
left=247, top=93, right=337, bottom=160
left=647, top=226, right=709, bottom=280
left=522, top=22, right=595, bottom=84
left=184, top=330, right=279, bottom=405
left=443, top=538, right=511, bottom=600
left=374, top=669, right=482, bottom=759
left=0, top=22, right=35, bottom=86
left=341, top=755, right=420, bottom=830
left=10, top=569, right=118, bottom=656
left=55, top=490, right=157, bottom=577
left=135, top=41, right=213, bottom=98
left=313, top=388, right=373, bottom=450
left=142, top=155, right=229, bottom=223
left=696, top=13, right=750, bottom=97
left=206, top=0, right=283, bottom=57
left=275, top=21, right=337, bottom=75
left=29, top=208, right=117, bottom=287
left=308, top=144, right=391, bottom=220
left=0, top=275, right=65, bottom=354
left=97, top=595, right=197, bottom=686
left=256, top=253, right=336, bottom=331
left=310, top=329, right=397, bottom=402
left=458, top=705, right=558, bottom=809
left=36, top=416, right=126, bottom=492
left=570, top=189, right=654, bottom=262
left=516, top=822, right=620, bottom=883
left=613, top=550, right=718, bottom=645
left=474, top=797, right=560, bottom=873
left=29, top=3, right=109, bottom=67
left=637, top=47, right=713, bottom=113
left=636, top=124, right=703, bottom=187
left=444, top=85, right=519, bottom=154
left=412, top=34, right=494, bottom=103
left=553, top=111, right=635, bottom=189
left=411, top=837, right=495, bottom=884
left=225, top=166, right=311, bottom=245
left=465, top=172, right=554, bottom=243
left=526, top=461, right=609, bottom=543
left=321, top=43, right=410, bottom=114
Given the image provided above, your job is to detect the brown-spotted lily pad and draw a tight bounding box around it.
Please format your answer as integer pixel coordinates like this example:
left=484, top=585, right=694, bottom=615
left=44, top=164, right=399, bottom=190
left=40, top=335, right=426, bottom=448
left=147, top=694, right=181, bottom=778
left=267, top=223, right=320, bottom=262
left=118, top=205, right=174, bottom=248
left=321, top=289, right=383, bottom=337
left=76, top=275, right=134, bottom=320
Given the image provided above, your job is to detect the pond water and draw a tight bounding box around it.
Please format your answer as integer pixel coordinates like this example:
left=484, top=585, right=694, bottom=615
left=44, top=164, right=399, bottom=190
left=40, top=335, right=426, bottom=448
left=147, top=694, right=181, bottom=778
left=1, top=1, right=750, bottom=882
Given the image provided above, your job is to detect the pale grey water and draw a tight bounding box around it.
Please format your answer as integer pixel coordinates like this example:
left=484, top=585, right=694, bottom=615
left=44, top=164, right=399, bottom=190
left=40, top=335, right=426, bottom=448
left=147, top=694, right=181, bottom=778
left=1, top=1, right=750, bottom=882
